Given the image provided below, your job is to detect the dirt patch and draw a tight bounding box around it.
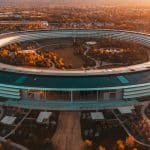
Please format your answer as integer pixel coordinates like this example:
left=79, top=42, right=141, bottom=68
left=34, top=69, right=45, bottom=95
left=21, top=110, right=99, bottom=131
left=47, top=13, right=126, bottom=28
left=54, top=47, right=84, bottom=69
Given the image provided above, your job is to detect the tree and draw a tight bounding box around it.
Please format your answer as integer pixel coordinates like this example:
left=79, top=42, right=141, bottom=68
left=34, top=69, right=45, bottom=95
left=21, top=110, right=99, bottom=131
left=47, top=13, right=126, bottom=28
left=125, top=136, right=135, bottom=148
left=98, top=145, right=106, bottom=150
left=116, top=140, right=125, bottom=150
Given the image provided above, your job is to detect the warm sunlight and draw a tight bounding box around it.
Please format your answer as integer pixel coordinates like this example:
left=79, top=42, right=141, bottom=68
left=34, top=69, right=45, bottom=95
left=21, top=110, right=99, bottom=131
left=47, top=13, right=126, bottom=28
left=0, top=1, right=149, bottom=150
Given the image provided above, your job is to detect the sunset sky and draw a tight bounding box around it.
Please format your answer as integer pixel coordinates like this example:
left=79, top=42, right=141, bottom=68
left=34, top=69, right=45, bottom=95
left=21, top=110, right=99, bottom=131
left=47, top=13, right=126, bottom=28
left=0, top=0, right=150, bottom=6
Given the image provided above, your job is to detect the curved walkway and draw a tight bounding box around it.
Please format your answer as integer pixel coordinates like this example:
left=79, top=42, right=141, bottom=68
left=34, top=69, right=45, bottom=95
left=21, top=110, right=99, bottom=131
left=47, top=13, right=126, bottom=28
left=141, top=101, right=150, bottom=125
left=22, top=42, right=73, bottom=70
left=113, top=106, right=150, bottom=148
left=84, top=46, right=100, bottom=69
left=22, top=44, right=58, bottom=69
left=83, top=46, right=124, bottom=69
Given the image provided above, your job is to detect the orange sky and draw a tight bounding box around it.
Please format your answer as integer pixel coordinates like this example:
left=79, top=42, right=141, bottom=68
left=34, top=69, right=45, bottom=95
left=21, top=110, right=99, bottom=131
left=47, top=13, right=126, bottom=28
left=1, top=0, right=150, bottom=7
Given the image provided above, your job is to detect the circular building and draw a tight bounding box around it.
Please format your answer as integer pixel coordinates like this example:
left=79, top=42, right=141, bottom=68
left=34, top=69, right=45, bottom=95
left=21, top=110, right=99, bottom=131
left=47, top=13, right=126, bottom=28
left=0, top=29, right=149, bottom=110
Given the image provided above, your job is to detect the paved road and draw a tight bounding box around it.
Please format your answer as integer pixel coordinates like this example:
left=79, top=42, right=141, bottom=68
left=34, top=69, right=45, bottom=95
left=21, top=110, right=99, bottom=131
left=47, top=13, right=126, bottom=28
left=51, top=112, right=84, bottom=150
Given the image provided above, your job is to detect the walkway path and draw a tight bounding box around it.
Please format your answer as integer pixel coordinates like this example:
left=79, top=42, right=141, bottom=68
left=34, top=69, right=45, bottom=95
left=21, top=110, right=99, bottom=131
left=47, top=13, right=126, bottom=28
left=141, top=101, right=150, bottom=125
left=51, top=112, right=84, bottom=150
left=0, top=107, right=4, bottom=119
left=22, top=43, right=72, bottom=70
left=84, top=46, right=100, bottom=69
left=0, top=136, right=29, bottom=150
left=0, top=109, right=31, bottom=150
left=84, top=46, right=121, bottom=69
left=4, top=109, right=32, bottom=138
left=113, top=105, right=150, bottom=148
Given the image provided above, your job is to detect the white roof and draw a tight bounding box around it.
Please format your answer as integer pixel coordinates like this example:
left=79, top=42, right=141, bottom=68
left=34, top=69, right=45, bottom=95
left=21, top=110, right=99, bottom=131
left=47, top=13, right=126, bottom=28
left=91, top=112, right=104, bottom=120
left=19, top=50, right=36, bottom=54
left=118, top=106, right=135, bottom=114
left=1, top=116, right=16, bottom=125
left=36, top=111, right=52, bottom=123
left=86, top=41, right=97, bottom=45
